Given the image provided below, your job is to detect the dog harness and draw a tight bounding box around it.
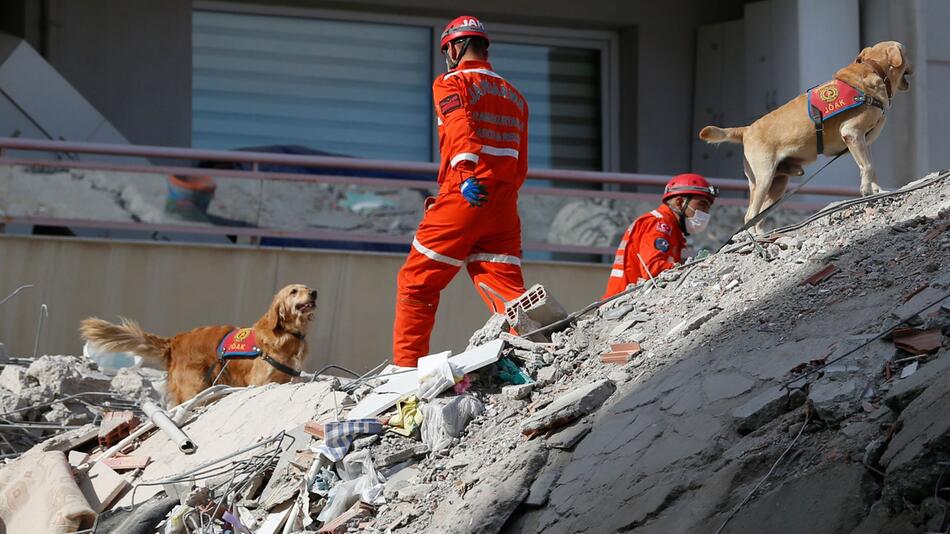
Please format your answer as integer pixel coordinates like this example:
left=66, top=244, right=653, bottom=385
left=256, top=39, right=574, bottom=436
left=806, top=67, right=888, bottom=155
left=205, top=327, right=303, bottom=384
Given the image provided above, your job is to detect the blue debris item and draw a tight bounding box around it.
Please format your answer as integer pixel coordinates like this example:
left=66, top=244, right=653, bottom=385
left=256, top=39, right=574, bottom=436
left=498, top=357, right=532, bottom=385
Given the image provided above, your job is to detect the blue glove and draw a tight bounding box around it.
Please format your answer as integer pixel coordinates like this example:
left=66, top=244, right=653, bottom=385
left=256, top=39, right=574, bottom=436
left=459, top=177, right=488, bottom=207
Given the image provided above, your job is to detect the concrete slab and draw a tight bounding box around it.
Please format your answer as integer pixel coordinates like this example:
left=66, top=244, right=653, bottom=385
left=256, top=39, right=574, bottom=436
left=116, top=381, right=335, bottom=507
left=702, top=372, right=755, bottom=402
left=884, top=352, right=950, bottom=411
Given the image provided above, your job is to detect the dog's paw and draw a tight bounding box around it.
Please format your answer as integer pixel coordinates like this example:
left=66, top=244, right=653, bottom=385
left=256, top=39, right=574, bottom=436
left=861, top=183, right=887, bottom=196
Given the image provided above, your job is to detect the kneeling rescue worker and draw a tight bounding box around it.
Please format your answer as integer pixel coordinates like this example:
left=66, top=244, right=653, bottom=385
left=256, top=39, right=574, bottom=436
left=602, top=173, right=719, bottom=299
left=392, top=16, right=530, bottom=367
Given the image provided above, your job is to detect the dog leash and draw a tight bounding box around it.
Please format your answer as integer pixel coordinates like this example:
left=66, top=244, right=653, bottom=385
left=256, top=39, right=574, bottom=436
left=715, top=151, right=846, bottom=253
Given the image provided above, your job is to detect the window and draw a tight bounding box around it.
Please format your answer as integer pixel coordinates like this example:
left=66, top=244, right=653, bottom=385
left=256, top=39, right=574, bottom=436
left=490, top=43, right=602, bottom=171
left=192, top=7, right=614, bottom=171
left=192, top=11, right=432, bottom=160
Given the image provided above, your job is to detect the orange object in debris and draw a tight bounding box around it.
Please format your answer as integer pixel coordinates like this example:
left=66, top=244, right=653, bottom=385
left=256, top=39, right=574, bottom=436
left=893, top=328, right=944, bottom=355
left=103, top=454, right=150, bottom=471
left=802, top=264, right=840, bottom=286
left=392, top=59, right=529, bottom=367
left=601, top=342, right=642, bottom=365
left=610, top=342, right=642, bottom=353
left=98, top=411, right=140, bottom=448
left=303, top=421, right=325, bottom=439
left=603, top=204, right=686, bottom=299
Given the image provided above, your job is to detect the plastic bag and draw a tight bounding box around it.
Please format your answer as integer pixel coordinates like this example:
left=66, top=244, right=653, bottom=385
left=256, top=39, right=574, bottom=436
left=420, top=395, right=485, bottom=453
left=417, top=351, right=462, bottom=401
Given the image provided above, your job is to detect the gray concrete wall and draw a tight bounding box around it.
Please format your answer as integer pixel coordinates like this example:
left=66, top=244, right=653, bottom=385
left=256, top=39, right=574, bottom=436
left=43, top=0, right=192, bottom=147
left=0, top=236, right=607, bottom=373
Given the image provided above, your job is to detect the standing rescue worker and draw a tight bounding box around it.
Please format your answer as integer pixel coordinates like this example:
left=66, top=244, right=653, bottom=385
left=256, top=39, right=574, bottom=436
left=603, top=173, right=719, bottom=298
left=392, top=16, right=530, bottom=367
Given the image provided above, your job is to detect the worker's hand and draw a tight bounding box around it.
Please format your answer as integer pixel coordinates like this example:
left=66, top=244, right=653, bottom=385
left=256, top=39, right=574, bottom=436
left=424, top=196, right=437, bottom=211
left=459, top=177, right=488, bottom=207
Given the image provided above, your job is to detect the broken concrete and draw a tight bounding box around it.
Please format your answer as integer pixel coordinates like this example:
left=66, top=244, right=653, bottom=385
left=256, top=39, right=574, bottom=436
left=425, top=440, right=547, bottom=534
left=8, top=171, right=950, bottom=533
left=731, top=382, right=806, bottom=433
left=808, top=377, right=864, bottom=423
left=521, top=379, right=615, bottom=436
left=884, top=351, right=950, bottom=411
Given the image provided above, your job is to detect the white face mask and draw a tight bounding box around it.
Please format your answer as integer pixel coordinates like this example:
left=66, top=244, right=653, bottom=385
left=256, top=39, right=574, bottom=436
left=686, top=209, right=711, bottom=233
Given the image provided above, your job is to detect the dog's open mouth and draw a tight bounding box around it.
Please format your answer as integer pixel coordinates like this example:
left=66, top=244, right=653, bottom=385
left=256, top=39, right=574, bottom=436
left=297, top=301, right=316, bottom=312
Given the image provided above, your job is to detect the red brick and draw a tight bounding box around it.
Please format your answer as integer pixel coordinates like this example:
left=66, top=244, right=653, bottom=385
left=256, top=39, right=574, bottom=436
left=801, top=264, right=840, bottom=286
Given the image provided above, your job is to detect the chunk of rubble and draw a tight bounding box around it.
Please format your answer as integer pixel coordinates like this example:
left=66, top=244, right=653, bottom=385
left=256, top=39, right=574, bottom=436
left=26, top=355, right=112, bottom=396
left=666, top=307, right=721, bottom=338
left=521, top=379, right=616, bottom=437
left=0, top=365, right=36, bottom=395
left=425, top=440, right=548, bottom=534
left=731, top=380, right=806, bottom=433
left=884, top=352, right=950, bottom=411
left=808, top=377, right=864, bottom=423
left=466, top=313, right=508, bottom=350
left=376, top=444, right=430, bottom=468
left=503, top=383, right=533, bottom=400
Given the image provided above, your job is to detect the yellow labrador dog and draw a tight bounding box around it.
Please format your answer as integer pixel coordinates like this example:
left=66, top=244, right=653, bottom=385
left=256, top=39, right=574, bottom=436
left=700, top=41, right=912, bottom=232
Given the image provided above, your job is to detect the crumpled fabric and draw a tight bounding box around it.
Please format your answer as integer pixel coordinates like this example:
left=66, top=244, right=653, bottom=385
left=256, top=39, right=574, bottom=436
left=311, top=418, right=383, bottom=462
left=388, top=394, right=424, bottom=437
left=498, top=357, right=531, bottom=385
left=420, top=394, right=485, bottom=453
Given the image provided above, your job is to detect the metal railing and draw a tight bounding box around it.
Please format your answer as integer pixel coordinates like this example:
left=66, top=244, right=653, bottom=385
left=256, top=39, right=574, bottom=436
left=0, top=137, right=857, bottom=256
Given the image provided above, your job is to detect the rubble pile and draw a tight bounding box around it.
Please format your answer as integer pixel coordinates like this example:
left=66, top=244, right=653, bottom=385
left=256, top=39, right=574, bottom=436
left=1, top=171, right=948, bottom=533
left=0, top=355, right=162, bottom=456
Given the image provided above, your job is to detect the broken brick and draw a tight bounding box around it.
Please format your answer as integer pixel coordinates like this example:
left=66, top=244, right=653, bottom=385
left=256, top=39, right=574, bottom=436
left=802, top=264, right=840, bottom=286
left=98, top=411, right=140, bottom=448
left=893, top=328, right=944, bottom=355
left=610, top=342, right=641, bottom=354
left=303, top=420, right=325, bottom=439
left=103, top=453, right=150, bottom=471
left=600, top=352, right=635, bottom=365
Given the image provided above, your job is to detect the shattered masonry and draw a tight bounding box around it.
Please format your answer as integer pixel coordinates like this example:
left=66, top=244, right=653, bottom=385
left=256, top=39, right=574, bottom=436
left=0, top=171, right=948, bottom=533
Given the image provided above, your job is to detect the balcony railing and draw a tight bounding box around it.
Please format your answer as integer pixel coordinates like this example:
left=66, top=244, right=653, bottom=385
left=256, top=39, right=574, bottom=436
left=0, top=137, right=857, bottom=258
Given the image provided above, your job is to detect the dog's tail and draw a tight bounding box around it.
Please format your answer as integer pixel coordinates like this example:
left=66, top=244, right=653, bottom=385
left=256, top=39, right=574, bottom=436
left=79, top=317, right=170, bottom=364
left=699, top=125, right=746, bottom=145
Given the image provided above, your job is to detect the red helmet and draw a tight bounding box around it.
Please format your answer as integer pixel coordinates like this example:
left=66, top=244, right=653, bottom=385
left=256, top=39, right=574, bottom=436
left=662, top=173, right=719, bottom=202
left=440, top=16, right=490, bottom=50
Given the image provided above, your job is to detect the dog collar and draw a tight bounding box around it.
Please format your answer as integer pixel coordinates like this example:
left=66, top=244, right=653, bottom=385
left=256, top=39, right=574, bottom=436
left=277, top=326, right=306, bottom=340
left=860, top=58, right=893, bottom=100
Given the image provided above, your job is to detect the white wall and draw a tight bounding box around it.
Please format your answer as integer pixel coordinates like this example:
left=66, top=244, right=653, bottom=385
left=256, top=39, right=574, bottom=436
left=0, top=236, right=608, bottom=373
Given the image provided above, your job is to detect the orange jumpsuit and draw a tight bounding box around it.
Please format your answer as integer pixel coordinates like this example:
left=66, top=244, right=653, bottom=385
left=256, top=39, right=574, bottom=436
left=603, top=203, right=686, bottom=299
left=392, top=59, right=529, bottom=367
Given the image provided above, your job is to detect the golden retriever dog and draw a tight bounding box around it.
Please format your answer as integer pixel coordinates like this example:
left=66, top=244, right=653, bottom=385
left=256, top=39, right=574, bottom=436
left=700, top=41, right=912, bottom=232
left=80, top=284, right=317, bottom=406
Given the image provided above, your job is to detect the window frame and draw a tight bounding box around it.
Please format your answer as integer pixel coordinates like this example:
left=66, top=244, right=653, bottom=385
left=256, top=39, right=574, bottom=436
left=195, top=1, right=620, bottom=171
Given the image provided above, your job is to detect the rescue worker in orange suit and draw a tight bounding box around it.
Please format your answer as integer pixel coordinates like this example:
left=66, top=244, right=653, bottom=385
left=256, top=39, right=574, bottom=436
left=392, top=16, right=530, bottom=367
left=603, top=173, right=719, bottom=299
